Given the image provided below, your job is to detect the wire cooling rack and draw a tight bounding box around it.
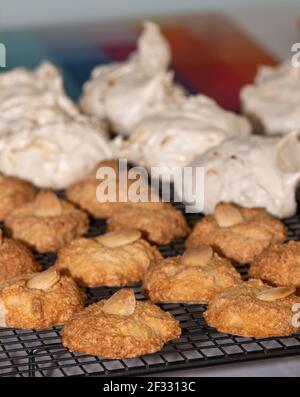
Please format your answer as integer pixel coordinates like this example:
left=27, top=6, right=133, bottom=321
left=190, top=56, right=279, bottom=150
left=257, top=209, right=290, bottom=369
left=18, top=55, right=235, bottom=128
left=1, top=200, right=300, bottom=377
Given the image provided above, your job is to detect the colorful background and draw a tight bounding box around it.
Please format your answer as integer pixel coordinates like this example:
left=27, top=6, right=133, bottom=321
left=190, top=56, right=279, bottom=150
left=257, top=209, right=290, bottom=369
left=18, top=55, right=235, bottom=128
left=0, top=13, right=277, bottom=111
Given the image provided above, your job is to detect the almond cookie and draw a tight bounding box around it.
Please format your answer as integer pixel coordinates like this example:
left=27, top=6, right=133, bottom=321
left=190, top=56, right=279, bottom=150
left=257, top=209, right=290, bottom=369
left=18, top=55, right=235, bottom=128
left=62, top=288, right=181, bottom=358
left=0, top=174, right=37, bottom=220
left=0, top=230, right=41, bottom=283
left=185, top=203, right=287, bottom=264
left=66, top=159, right=154, bottom=219
left=5, top=191, right=89, bottom=253
left=250, top=241, right=300, bottom=288
left=0, top=268, right=86, bottom=329
left=204, top=279, right=300, bottom=338
left=143, top=246, right=242, bottom=304
left=56, top=230, right=162, bottom=287
left=107, top=202, right=190, bottom=245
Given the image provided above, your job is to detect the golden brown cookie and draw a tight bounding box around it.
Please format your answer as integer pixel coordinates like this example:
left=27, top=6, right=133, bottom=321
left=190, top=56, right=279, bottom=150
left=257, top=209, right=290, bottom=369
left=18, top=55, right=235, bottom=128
left=0, top=230, right=41, bottom=283
left=5, top=190, right=89, bottom=253
left=62, top=288, right=181, bottom=358
left=56, top=230, right=162, bottom=287
left=0, top=174, right=37, bottom=220
left=185, top=203, right=287, bottom=264
left=0, top=268, right=86, bottom=329
left=107, top=202, right=190, bottom=245
left=66, top=160, right=124, bottom=218
left=143, top=246, right=242, bottom=304
left=204, top=279, right=300, bottom=338
left=250, top=241, right=300, bottom=288
left=66, top=159, right=155, bottom=218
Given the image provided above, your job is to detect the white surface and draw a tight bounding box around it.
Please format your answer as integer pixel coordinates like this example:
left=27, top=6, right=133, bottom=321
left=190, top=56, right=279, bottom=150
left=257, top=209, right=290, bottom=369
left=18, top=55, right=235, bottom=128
left=150, top=356, right=300, bottom=377
left=230, top=6, right=300, bottom=60
left=0, top=1, right=298, bottom=30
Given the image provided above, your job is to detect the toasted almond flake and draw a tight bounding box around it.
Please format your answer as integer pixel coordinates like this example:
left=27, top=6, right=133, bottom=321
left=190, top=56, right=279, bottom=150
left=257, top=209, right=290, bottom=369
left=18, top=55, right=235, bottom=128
left=103, top=289, right=136, bottom=316
left=182, top=246, right=213, bottom=267
left=27, top=268, right=61, bottom=291
left=0, top=299, right=6, bottom=327
left=34, top=191, right=63, bottom=217
left=214, top=203, right=244, bottom=227
left=256, top=286, right=296, bottom=302
left=164, top=265, right=181, bottom=277
left=97, top=230, right=141, bottom=248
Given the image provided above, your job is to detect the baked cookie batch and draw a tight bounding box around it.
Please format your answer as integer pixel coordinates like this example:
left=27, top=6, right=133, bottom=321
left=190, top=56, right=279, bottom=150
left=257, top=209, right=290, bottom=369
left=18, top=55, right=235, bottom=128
left=1, top=166, right=298, bottom=357
left=0, top=21, right=300, bottom=360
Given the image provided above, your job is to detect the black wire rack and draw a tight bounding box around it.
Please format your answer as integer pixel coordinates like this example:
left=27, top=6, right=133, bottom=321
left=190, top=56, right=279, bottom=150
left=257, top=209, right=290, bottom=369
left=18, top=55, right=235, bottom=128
left=1, top=197, right=300, bottom=377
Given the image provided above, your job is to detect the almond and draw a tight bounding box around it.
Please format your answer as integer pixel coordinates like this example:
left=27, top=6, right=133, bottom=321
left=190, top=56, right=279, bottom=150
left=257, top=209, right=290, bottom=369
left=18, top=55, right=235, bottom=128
left=34, top=191, right=63, bottom=217
left=214, top=203, right=244, bottom=227
left=103, top=289, right=136, bottom=316
left=256, top=286, right=296, bottom=302
left=182, top=246, right=213, bottom=267
left=27, top=268, right=61, bottom=291
left=97, top=230, right=141, bottom=248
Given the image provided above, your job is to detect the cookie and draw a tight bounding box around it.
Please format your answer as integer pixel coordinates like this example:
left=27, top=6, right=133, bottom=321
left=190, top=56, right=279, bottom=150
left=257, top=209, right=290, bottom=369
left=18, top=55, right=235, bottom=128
left=143, top=246, right=242, bottom=304
left=62, top=288, right=181, bottom=358
left=250, top=241, right=300, bottom=288
left=0, top=174, right=37, bottom=220
left=0, top=268, right=86, bottom=329
left=107, top=202, right=190, bottom=245
left=204, top=279, right=300, bottom=338
left=185, top=203, right=287, bottom=264
left=185, top=133, right=300, bottom=219
left=56, top=230, right=162, bottom=287
left=66, top=159, right=154, bottom=219
left=79, top=22, right=182, bottom=136
left=240, top=61, right=300, bottom=136
left=5, top=191, right=89, bottom=253
left=0, top=230, right=41, bottom=283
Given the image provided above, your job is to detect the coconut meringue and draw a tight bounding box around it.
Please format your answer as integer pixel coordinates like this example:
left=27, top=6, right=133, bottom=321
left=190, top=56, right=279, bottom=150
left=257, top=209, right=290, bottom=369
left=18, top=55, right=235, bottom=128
left=114, top=95, right=251, bottom=171
left=0, top=62, right=113, bottom=189
left=241, top=61, right=300, bottom=135
left=0, top=62, right=108, bottom=138
left=0, top=123, right=113, bottom=189
left=184, top=132, right=300, bottom=218
left=80, top=21, right=184, bottom=136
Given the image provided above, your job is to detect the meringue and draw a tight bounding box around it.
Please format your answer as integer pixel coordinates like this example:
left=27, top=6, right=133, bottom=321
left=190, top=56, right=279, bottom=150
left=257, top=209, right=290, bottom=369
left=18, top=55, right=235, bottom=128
left=114, top=95, right=251, bottom=171
left=241, top=61, right=300, bottom=135
left=0, top=62, right=108, bottom=138
left=80, top=21, right=184, bottom=135
left=0, top=62, right=112, bottom=189
left=0, top=123, right=113, bottom=189
left=184, top=132, right=300, bottom=218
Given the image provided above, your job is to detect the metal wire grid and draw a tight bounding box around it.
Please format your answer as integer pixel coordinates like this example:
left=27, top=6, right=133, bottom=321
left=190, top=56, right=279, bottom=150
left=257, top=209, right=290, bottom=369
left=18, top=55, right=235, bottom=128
left=1, top=201, right=300, bottom=377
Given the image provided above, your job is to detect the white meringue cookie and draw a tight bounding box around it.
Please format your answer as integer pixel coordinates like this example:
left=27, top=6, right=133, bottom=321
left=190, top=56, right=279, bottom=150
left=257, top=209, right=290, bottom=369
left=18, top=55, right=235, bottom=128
left=80, top=21, right=184, bottom=136
left=0, top=122, right=113, bottom=189
left=185, top=132, right=300, bottom=218
left=114, top=95, right=251, bottom=171
left=0, top=62, right=108, bottom=138
left=241, top=61, right=300, bottom=135
left=0, top=62, right=112, bottom=189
